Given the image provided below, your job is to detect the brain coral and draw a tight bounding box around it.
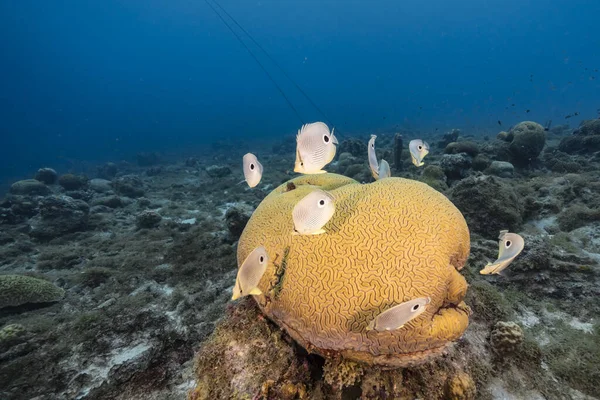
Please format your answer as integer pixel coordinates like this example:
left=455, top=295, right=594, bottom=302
left=237, top=173, right=471, bottom=366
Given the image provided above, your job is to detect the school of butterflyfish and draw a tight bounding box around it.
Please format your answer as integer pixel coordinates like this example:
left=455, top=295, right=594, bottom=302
left=235, top=121, right=524, bottom=331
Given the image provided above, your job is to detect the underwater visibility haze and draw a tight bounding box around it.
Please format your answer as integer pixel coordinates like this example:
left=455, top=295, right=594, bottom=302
left=1, top=0, right=600, bottom=399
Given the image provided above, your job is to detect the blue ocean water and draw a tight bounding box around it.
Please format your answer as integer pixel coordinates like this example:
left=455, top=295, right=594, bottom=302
left=1, top=0, right=599, bottom=183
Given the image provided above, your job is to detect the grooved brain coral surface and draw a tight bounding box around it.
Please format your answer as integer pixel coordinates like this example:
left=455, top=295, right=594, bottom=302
left=238, top=173, right=471, bottom=366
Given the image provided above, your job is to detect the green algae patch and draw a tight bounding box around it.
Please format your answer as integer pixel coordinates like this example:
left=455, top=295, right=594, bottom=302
left=543, top=321, right=600, bottom=397
left=464, top=281, right=514, bottom=323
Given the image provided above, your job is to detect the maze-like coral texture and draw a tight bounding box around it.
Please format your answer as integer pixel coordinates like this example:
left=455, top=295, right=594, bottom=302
left=238, top=173, right=471, bottom=366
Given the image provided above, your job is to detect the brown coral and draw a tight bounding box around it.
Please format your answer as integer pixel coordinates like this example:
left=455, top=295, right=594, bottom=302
left=237, top=173, right=471, bottom=366
left=445, top=371, right=476, bottom=400
left=489, top=321, right=524, bottom=355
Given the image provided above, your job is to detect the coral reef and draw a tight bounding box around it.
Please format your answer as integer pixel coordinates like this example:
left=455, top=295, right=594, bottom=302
left=322, top=358, right=364, bottom=389
left=205, top=165, right=232, bottom=178
left=449, top=175, right=523, bottom=238
left=335, top=152, right=370, bottom=182
left=0, top=274, right=64, bottom=308
left=29, top=195, right=90, bottom=239
left=440, top=153, right=472, bottom=180
left=542, top=148, right=583, bottom=173
left=440, top=129, right=460, bottom=147
left=558, top=119, right=600, bottom=154
left=58, top=173, right=89, bottom=190
left=224, top=204, right=253, bottom=240
left=485, top=160, right=514, bottom=178
left=113, top=175, right=145, bottom=198
left=507, top=121, right=546, bottom=165
left=471, top=154, right=491, bottom=171
left=0, top=324, right=26, bottom=352
left=136, top=210, right=162, bottom=229
left=444, top=141, right=479, bottom=157
left=238, top=173, right=471, bottom=366
left=489, top=321, right=523, bottom=355
left=10, top=179, right=50, bottom=196
left=2, top=124, right=600, bottom=399
left=444, top=371, right=476, bottom=400
left=420, top=165, right=448, bottom=191
left=337, top=138, right=364, bottom=157
left=189, top=299, right=311, bottom=400
left=34, top=168, right=58, bottom=185
left=89, top=178, right=113, bottom=193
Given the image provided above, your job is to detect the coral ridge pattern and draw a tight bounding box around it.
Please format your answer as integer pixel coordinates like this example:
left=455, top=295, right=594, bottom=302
left=237, top=173, right=471, bottom=366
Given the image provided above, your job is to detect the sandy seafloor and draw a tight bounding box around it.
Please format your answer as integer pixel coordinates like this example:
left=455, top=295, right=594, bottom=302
left=1, top=120, right=600, bottom=400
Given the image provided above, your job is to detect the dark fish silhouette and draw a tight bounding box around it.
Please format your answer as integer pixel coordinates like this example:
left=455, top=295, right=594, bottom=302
left=526, top=109, right=530, bottom=113
left=544, top=120, right=552, bottom=132
left=498, top=120, right=502, bottom=126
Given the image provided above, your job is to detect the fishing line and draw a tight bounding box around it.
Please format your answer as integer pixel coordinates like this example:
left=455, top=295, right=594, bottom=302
left=210, top=0, right=337, bottom=129
left=203, top=0, right=305, bottom=124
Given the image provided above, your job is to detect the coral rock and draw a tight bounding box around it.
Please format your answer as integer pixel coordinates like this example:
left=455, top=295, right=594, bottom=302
left=91, top=195, right=123, bottom=209
left=485, top=161, right=514, bottom=178
left=238, top=173, right=471, bottom=367
left=558, top=119, right=600, bottom=154
left=0, top=274, right=65, bottom=309
left=496, top=131, right=513, bottom=142
left=472, top=154, right=491, bottom=171
left=445, top=141, right=479, bottom=157
left=89, top=178, right=113, bottom=193
left=225, top=204, right=253, bottom=240
left=440, top=129, right=461, bottom=147
left=114, top=176, right=145, bottom=198
left=205, top=165, right=232, bottom=178
left=29, top=196, right=90, bottom=239
left=338, top=138, right=364, bottom=157
left=507, top=121, right=546, bottom=165
left=34, top=168, right=58, bottom=185
left=0, top=323, right=27, bottom=351
left=450, top=175, right=523, bottom=238
left=58, top=174, right=89, bottom=190
left=440, top=153, right=472, bottom=180
left=136, top=210, right=162, bottom=229
left=323, top=358, right=364, bottom=389
left=444, top=371, right=476, bottom=400
left=190, top=299, right=309, bottom=400
left=489, top=321, right=524, bottom=355
left=10, top=179, right=51, bottom=196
